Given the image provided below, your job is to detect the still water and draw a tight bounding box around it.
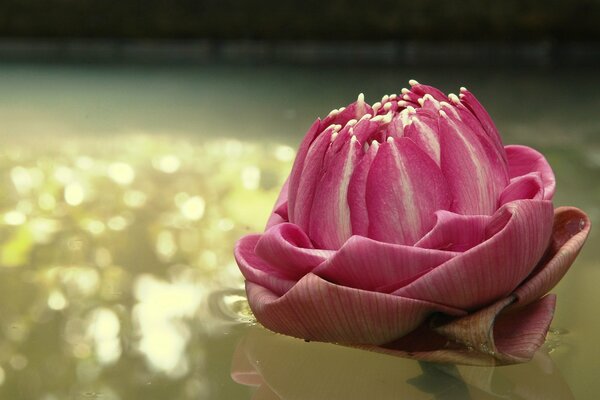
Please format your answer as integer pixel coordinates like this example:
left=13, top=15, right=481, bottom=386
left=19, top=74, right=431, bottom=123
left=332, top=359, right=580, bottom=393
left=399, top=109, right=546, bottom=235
left=0, top=61, right=598, bottom=399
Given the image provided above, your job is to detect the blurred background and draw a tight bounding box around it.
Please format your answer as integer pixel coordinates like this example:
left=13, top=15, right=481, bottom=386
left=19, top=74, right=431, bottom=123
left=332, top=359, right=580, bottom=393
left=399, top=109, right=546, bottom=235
left=0, top=2, right=599, bottom=400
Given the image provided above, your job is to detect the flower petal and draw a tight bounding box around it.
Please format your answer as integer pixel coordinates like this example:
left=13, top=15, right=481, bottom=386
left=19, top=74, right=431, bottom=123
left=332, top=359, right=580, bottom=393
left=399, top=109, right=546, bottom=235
left=265, top=178, right=290, bottom=229
left=289, top=127, right=335, bottom=232
left=394, top=200, right=554, bottom=310
left=498, top=173, right=544, bottom=206
left=288, top=119, right=321, bottom=222
left=366, top=137, right=451, bottom=245
left=308, top=137, right=362, bottom=249
left=505, top=145, right=556, bottom=200
left=246, top=273, right=465, bottom=345
left=414, top=210, right=492, bottom=252
left=438, top=110, right=509, bottom=215
left=234, top=235, right=296, bottom=296
left=403, top=111, right=441, bottom=165
left=458, top=88, right=505, bottom=158
left=312, top=235, right=457, bottom=292
left=348, top=141, right=378, bottom=236
left=255, top=223, right=335, bottom=280
left=511, top=206, right=591, bottom=307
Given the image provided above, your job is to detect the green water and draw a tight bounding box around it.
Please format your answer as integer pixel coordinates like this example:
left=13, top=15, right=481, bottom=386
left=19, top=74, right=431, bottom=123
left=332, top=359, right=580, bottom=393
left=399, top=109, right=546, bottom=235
left=0, top=62, right=598, bottom=399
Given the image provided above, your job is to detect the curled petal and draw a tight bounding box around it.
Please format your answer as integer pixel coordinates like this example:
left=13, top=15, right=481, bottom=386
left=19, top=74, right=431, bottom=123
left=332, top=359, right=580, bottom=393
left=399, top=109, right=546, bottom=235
left=511, top=206, right=591, bottom=307
left=415, top=210, right=492, bottom=252
left=255, top=223, right=335, bottom=280
left=366, top=138, right=451, bottom=245
left=394, top=200, right=554, bottom=310
left=505, top=145, right=556, bottom=200
left=246, top=273, right=465, bottom=345
left=313, top=235, right=457, bottom=292
left=498, top=173, right=544, bottom=206
left=235, top=235, right=296, bottom=296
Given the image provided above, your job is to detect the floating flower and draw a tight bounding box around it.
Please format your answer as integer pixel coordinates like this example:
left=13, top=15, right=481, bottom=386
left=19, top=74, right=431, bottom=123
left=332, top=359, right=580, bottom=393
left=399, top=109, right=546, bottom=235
left=234, top=81, right=591, bottom=365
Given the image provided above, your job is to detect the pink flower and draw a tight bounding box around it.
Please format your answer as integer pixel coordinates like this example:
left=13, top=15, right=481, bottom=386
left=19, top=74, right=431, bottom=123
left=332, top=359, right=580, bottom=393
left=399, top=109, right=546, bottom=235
left=235, top=81, right=591, bottom=365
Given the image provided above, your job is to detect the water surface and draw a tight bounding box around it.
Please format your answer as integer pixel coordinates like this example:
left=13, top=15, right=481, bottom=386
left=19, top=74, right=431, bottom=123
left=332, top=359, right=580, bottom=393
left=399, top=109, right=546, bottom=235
left=0, top=61, right=598, bottom=399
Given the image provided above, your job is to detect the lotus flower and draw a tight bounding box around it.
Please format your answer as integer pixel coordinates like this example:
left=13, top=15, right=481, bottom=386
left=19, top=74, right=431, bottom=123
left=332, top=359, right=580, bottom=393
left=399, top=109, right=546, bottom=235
left=234, top=80, right=591, bottom=365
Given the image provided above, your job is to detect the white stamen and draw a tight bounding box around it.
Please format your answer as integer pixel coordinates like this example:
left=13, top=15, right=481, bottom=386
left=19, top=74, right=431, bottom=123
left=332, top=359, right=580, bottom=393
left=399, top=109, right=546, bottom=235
left=409, top=79, right=419, bottom=86
left=360, top=113, right=372, bottom=121
left=371, top=111, right=393, bottom=123
left=389, top=94, right=398, bottom=100
left=338, top=107, right=346, bottom=112
left=347, top=119, right=358, bottom=126
left=423, top=94, right=434, bottom=101
left=397, top=100, right=409, bottom=107
left=460, top=87, right=467, bottom=92
left=383, top=102, right=392, bottom=111
left=417, top=98, right=425, bottom=106
left=381, top=95, right=390, bottom=103
left=372, top=102, right=382, bottom=114
left=403, top=94, right=411, bottom=101
left=371, top=140, right=380, bottom=151
left=328, top=109, right=339, bottom=117
left=401, top=88, right=410, bottom=94
left=331, top=131, right=338, bottom=141
left=357, top=92, right=365, bottom=103
left=439, top=110, right=448, bottom=117
left=448, top=93, right=460, bottom=103
left=440, top=101, right=451, bottom=107
left=387, top=136, right=394, bottom=143
left=407, top=106, right=416, bottom=113
left=333, top=124, right=342, bottom=131
left=351, top=135, right=358, bottom=143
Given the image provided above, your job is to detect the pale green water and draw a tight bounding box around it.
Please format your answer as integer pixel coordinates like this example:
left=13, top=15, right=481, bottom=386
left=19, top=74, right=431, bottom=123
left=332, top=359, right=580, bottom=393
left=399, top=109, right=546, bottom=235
left=0, top=61, right=598, bottom=399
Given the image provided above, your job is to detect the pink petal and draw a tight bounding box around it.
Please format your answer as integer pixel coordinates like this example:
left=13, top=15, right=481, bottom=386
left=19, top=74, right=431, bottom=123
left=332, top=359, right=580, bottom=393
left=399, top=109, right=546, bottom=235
left=493, top=294, right=556, bottom=360
left=255, top=223, right=335, bottom=280
left=246, top=273, right=465, bottom=345
left=438, top=110, right=508, bottom=215
left=394, top=200, right=554, bottom=309
left=414, top=210, right=492, bottom=252
left=459, top=88, right=505, bottom=157
left=505, top=145, right=556, bottom=200
left=321, top=98, right=373, bottom=128
left=409, top=83, right=448, bottom=102
left=287, top=119, right=321, bottom=223
left=511, top=206, right=591, bottom=307
left=289, top=127, right=334, bottom=232
left=312, top=235, right=457, bottom=292
left=498, top=173, right=544, bottom=206
left=308, top=137, right=362, bottom=249
left=265, top=178, right=290, bottom=229
left=366, top=138, right=451, bottom=245
left=234, top=235, right=296, bottom=296
left=403, top=110, right=441, bottom=165
left=347, top=142, right=378, bottom=236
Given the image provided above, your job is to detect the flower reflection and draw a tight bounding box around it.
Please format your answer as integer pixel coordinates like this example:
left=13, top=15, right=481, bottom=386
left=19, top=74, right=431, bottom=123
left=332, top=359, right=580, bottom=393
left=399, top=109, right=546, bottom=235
left=232, top=326, right=575, bottom=400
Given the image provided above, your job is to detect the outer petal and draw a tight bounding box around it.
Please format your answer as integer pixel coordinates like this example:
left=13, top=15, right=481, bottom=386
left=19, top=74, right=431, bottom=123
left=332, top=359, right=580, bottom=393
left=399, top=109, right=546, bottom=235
left=414, top=210, right=492, bottom=252
left=234, top=235, right=296, bottom=296
left=366, top=138, right=451, bottom=245
left=246, top=273, right=465, bottom=345
left=308, top=137, right=362, bottom=249
left=394, top=200, right=554, bottom=310
left=403, top=111, right=441, bottom=165
left=505, top=145, right=556, bottom=200
left=511, top=206, right=591, bottom=307
left=438, top=110, right=509, bottom=215
left=255, top=223, right=335, bottom=280
left=312, top=235, right=457, bottom=292
left=498, top=172, right=544, bottom=206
